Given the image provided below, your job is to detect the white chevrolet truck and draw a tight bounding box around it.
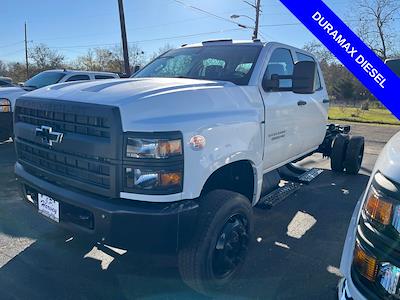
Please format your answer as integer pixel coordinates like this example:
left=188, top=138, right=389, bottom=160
left=339, top=58, right=400, bottom=300
left=0, top=69, right=119, bottom=142
left=14, top=40, right=364, bottom=295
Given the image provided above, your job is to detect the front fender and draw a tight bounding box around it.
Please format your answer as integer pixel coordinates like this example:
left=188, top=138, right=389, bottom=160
left=120, top=85, right=265, bottom=203
left=182, top=119, right=264, bottom=204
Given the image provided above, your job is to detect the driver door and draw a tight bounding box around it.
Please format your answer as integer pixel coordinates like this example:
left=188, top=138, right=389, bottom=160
left=259, top=47, right=308, bottom=171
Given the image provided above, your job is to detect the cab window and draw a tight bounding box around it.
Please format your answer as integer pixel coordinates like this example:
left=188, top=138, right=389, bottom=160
left=95, top=75, right=115, bottom=79
left=263, top=48, right=294, bottom=91
left=66, top=75, right=90, bottom=82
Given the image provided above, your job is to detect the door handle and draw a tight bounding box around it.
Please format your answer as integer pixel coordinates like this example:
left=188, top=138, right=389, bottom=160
left=297, top=100, right=307, bottom=106
left=322, top=99, right=330, bottom=104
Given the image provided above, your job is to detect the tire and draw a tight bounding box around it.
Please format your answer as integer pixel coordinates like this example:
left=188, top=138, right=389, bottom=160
left=343, top=136, right=364, bottom=175
left=178, top=190, right=253, bottom=295
left=331, top=134, right=349, bottom=172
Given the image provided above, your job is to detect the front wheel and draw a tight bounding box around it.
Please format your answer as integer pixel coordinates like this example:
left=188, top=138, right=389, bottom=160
left=178, top=190, right=253, bottom=295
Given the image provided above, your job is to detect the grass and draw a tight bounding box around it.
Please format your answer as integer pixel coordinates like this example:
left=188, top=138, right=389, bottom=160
left=328, top=106, right=400, bottom=126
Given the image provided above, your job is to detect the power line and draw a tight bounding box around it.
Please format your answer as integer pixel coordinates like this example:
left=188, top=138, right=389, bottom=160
left=0, top=41, right=24, bottom=49
left=0, top=49, right=25, bottom=58
left=38, top=28, right=247, bottom=50
left=32, top=16, right=212, bottom=43
left=174, top=0, right=267, bottom=40
left=173, top=0, right=241, bottom=26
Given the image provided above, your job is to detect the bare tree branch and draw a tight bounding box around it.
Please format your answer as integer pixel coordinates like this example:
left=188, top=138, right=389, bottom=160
left=356, top=0, right=399, bottom=60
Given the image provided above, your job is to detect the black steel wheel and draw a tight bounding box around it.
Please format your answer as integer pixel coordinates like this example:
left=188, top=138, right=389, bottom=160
left=212, top=213, right=249, bottom=279
left=178, top=190, right=253, bottom=295
left=343, top=136, right=365, bottom=174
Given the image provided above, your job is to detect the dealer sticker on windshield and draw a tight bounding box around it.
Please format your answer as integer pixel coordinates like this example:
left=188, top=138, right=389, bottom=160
left=38, top=194, right=60, bottom=223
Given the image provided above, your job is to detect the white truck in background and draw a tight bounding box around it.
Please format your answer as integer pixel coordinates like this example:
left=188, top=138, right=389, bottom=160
left=13, top=40, right=364, bottom=295
left=0, top=70, right=119, bottom=141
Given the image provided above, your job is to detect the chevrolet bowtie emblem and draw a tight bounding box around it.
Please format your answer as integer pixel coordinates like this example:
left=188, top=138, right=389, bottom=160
left=35, top=126, right=64, bottom=146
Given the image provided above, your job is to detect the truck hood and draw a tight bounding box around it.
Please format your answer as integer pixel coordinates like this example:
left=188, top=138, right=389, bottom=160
left=0, top=86, right=27, bottom=96
left=25, top=77, right=234, bottom=106
left=375, top=130, right=400, bottom=183
left=19, top=77, right=263, bottom=133
left=0, top=86, right=28, bottom=108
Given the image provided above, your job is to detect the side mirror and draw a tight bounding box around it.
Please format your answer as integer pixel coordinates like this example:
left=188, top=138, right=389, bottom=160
left=292, top=61, right=316, bottom=94
left=262, top=74, right=280, bottom=91
left=133, top=65, right=141, bottom=74
left=385, top=58, right=400, bottom=77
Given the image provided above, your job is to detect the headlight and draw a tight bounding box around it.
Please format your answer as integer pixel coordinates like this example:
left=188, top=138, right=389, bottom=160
left=0, top=98, right=11, bottom=113
left=125, top=167, right=182, bottom=193
left=126, top=136, right=182, bottom=159
left=378, top=262, right=400, bottom=295
left=123, top=132, right=184, bottom=194
left=353, top=241, right=400, bottom=295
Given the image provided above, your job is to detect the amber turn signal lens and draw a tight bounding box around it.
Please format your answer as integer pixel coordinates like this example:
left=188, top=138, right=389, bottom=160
left=160, top=172, right=182, bottom=187
left=158, top=140, right=182, bottom=157
left=0, top=99, right=10, bottom=113
left=364, top=188, right=393, bottom=225
left=353, top=242, right=378, bottom=281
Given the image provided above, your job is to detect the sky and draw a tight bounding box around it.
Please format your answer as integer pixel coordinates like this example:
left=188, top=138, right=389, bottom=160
left=0, top=0, right=371, bottom=63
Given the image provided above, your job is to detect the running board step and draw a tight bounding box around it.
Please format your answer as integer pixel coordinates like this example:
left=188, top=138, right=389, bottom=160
left=297, top=168, right=324, bottom=183
left=257, top=182, right=301, bottom=209
left=279, top=164, right=324, bottom=184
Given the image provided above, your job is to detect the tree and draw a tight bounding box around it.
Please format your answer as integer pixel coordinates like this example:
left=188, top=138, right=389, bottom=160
left=149, top=43, right=175, bottom=61
left=29, top=43, right=65, bottom=72
left=73, top=45, right=145, bottom=73
left=356, top=0, right=400, bottom=60
left=304, top=41, right=374, bottom=104
left=303, top=41, right=335, bottom=65
left=0, top=60, right=8, bottom=77
left=3, top=62, right=27, bottom=83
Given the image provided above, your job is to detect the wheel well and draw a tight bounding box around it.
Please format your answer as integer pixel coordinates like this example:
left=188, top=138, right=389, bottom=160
left=201, top=160, right=255, bottom=202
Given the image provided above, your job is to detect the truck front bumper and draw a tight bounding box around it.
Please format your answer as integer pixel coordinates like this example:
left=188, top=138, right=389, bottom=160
left=15, top=162, right=199, bottom=253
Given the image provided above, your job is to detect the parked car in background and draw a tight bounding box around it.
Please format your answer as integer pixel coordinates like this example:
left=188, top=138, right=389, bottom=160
left=0, top=69, right=119, bottom=141
left=339, top=58, right=400, bottom=300
left=0, top=77, right=14, bottom=87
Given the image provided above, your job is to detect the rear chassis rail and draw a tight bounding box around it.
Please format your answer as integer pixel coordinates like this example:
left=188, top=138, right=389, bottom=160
left=317, top=123, right=351, bottom=158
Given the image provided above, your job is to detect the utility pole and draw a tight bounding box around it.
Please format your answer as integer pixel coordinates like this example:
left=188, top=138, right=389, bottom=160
left=253, top=0, right=261, bottom=40
left=117, top=0, right=131, bottom=77
left=24, top=22, right=29, bottom=80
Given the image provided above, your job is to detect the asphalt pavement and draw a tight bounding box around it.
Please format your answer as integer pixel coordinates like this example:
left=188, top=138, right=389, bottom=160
left=0, top=123, right=398, bottom=300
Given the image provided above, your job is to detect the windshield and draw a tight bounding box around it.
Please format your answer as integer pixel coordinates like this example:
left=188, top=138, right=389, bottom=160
left=133, top=45, right=262, bottom=85
left=387, top=59, right=400, bottom=77
left=24, top=71, right=65, bottom=89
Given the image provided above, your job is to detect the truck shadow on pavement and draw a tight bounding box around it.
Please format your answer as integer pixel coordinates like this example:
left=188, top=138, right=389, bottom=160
left=0, top=142, right=369, bottom=300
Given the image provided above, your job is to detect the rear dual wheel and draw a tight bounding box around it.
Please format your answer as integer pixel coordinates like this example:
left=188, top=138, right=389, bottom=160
left=178, top=190, right=253, bottom=295
left=331, top=134, right=364, bottom=174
